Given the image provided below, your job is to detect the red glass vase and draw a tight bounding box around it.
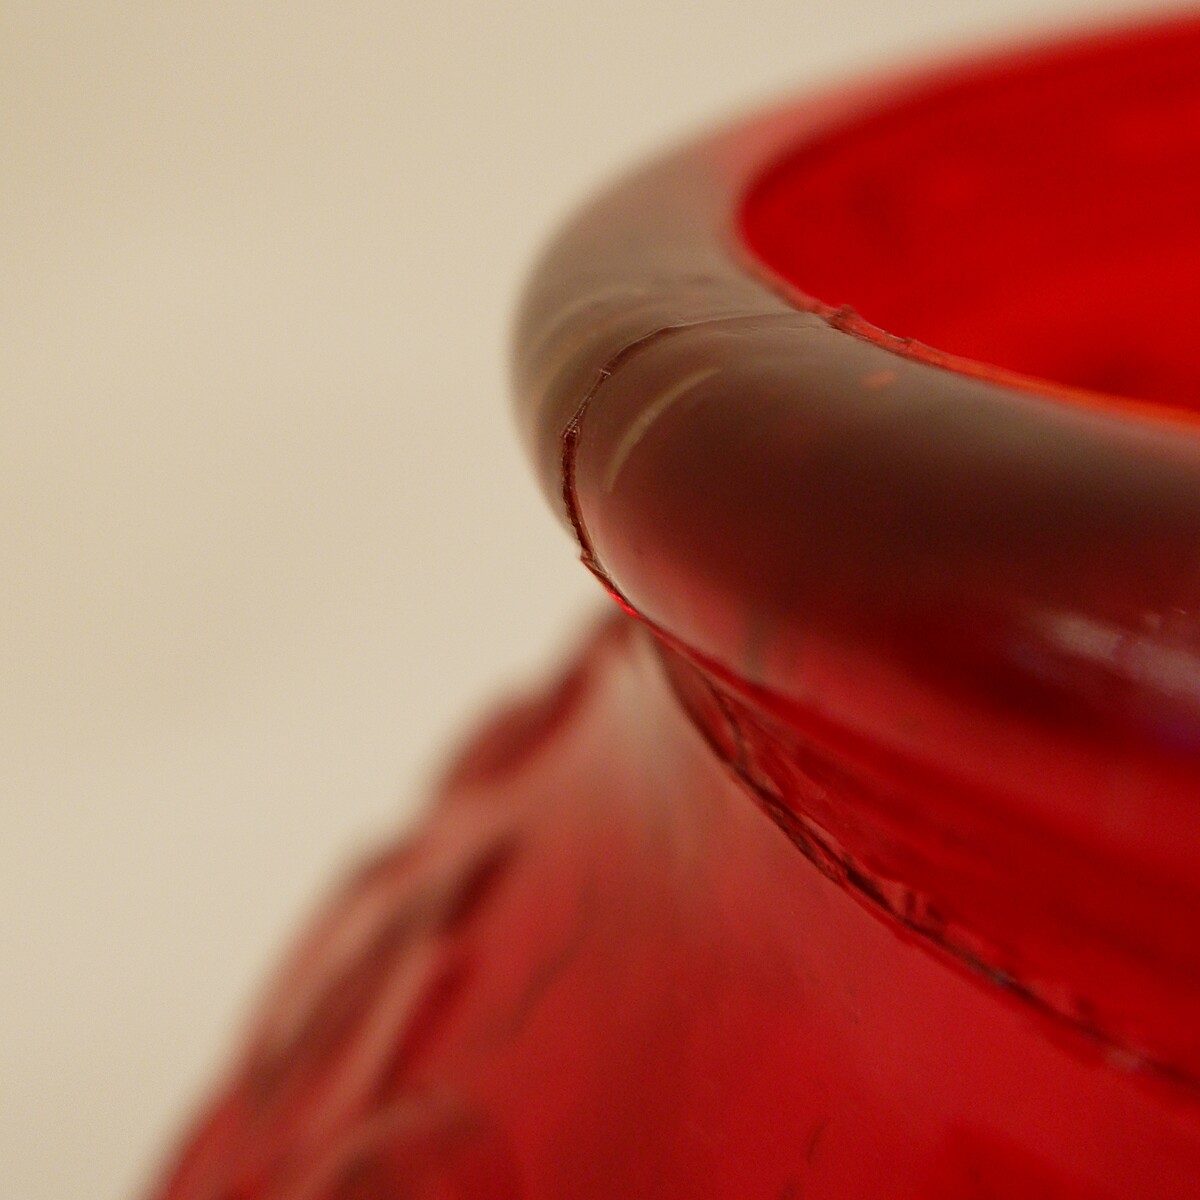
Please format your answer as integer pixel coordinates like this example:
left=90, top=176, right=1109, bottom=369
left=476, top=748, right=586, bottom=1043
left=149, top=15, right=1200, bottom=1197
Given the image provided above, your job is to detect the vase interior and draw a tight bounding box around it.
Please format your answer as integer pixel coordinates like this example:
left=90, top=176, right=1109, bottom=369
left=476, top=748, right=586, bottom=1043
left=740, top=19, right=1200, bottom=409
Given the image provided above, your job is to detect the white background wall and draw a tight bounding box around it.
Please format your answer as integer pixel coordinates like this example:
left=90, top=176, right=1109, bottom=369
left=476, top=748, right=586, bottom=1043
left=0, top=2, right=1176, bottom=1196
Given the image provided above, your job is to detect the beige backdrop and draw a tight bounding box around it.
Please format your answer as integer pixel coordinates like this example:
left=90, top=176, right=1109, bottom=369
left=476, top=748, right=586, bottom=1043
left=0, top=2, right=1171, bottom=1197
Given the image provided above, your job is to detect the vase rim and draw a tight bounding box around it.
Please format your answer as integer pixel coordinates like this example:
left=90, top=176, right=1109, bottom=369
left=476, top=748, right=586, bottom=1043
left=511, top=10, right=1200, bottom=1042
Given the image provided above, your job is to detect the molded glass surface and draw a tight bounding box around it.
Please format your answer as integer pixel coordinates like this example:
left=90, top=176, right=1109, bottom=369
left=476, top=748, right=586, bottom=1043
left=149, top=15, right=1200, bottom=1197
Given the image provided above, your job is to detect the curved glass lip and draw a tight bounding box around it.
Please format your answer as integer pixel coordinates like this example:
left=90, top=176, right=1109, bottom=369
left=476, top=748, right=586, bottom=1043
left=515, top=10, right=1200, bottom=498
left=511, top=10, right=1200, bottom=892
left=513, top=11, right=1200, bottom=1089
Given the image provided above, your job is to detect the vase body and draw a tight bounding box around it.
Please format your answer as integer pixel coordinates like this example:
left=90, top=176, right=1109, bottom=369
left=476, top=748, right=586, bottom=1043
left=149, top=619, right=1200, bottom=1199
left=149, top=15, right=1200, bottom=1197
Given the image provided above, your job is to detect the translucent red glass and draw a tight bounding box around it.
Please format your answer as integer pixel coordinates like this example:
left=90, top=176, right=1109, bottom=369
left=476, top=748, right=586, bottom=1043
left=148, top=15, right=1200, bottom=1198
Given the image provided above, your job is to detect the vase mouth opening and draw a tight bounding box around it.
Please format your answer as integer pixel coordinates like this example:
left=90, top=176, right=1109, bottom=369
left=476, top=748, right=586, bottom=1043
left=739, top=16, right=1200, bottom=417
